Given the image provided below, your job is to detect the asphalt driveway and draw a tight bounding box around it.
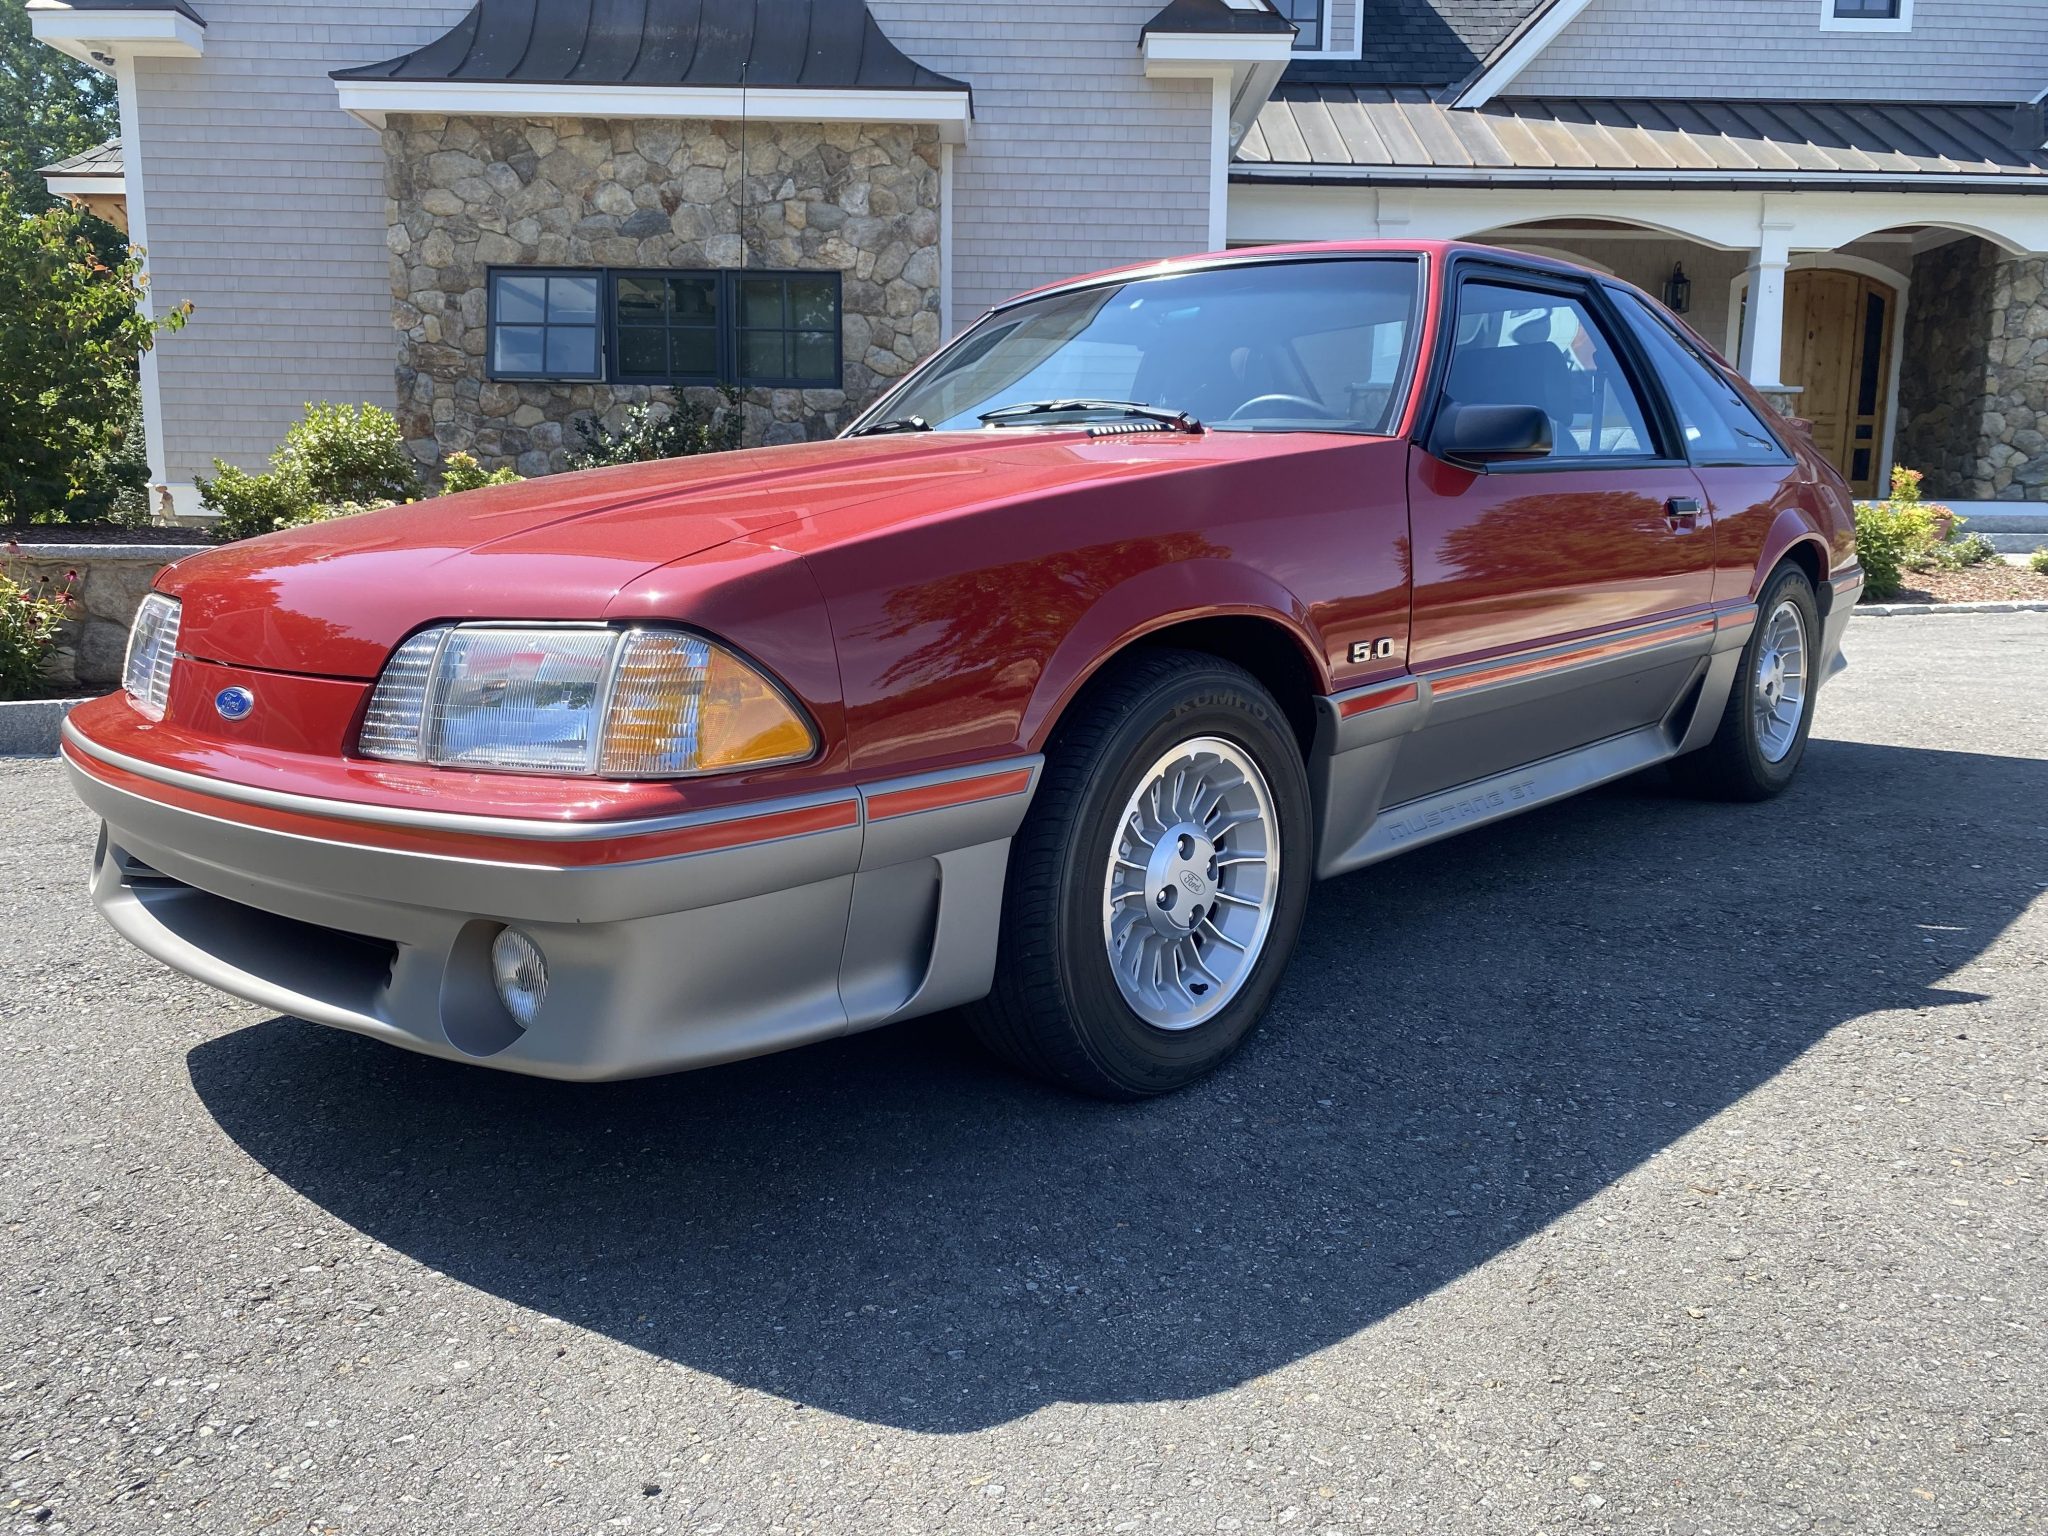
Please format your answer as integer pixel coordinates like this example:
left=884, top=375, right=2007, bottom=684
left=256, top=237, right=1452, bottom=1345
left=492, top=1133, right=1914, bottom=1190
left=3, top=613, right=2044, bottom=1535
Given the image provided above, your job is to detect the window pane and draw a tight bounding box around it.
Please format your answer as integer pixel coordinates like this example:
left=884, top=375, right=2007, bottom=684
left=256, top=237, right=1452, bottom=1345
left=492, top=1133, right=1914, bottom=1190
left=616, top=276, right=668, bottom=322
left=495, top=275, right=546, bottom=325
left=788, top=278, right=837, bottom=331
left=740, top=278, right=786, bottom=329
left=670, top=276, right=718, bottom=322
left=617, top=326, right=667, bottom=377
left=547, top=275, right=599, bottom=322
left=1611, top=290, right=1785, bottom=463
left=546, top=326, right=598, bottom=376
left=672, top=327, right=718, bottom=377
left=740, top=330, right=789, bottom=380
left=1445, top=282, right=1654, bottom=459
left=492, top=324, right=545, bottom=374
left=792, top=330, right=836, bottom=383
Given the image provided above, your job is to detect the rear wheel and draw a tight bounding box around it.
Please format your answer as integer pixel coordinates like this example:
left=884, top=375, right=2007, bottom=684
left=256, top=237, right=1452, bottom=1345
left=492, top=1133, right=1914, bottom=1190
left=967, top=650, right=1312, bottom=1098
left=1673, top=563, right=1819, bottom=801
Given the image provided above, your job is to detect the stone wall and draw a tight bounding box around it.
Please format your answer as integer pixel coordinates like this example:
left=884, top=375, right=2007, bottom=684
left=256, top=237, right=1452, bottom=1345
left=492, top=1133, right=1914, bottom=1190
left=1896, top=238, right=2048, bottom=501
left=386, top=115, right=943, bottom=476
left=6, top=545, right=206, bottom=688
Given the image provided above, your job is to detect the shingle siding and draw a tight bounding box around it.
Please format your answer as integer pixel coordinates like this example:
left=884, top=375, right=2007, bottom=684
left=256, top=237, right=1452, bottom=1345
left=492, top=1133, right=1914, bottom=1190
left=871, top=3, right=1216, bottom=320
left=1513, top=0, right=2048, bottom=101
left=136, top=2, right=469, bottom=484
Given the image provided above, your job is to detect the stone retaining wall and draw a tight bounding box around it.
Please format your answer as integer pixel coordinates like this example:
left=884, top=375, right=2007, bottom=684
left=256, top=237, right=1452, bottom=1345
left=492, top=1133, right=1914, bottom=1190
left=386, top=115, right=944, bottom=476
left=6, top=546, right=204, bottom=688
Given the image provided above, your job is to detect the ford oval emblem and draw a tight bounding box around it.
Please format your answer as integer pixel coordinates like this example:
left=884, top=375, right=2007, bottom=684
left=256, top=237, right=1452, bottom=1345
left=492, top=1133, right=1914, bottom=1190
left=214, top=686, right=255, bottom=722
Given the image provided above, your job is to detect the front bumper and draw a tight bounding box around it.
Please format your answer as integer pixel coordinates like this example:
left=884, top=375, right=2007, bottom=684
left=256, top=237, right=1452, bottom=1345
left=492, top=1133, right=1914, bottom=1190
left=65, top=721, right=1039, bottom=1081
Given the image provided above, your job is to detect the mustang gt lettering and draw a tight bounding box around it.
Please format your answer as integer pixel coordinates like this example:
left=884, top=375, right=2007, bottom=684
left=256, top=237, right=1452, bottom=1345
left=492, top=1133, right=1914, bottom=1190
left=65, top=241, right=1861, bottom=1098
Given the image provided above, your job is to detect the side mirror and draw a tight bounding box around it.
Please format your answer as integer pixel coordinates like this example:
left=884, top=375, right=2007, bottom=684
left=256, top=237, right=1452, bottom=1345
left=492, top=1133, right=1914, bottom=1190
left=1437, top=403, right=1553, bottom=466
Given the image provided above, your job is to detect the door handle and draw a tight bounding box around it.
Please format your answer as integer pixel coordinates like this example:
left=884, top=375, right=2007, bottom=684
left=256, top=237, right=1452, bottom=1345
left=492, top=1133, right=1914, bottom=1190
left=1666, top=496, right=1703, bottom=522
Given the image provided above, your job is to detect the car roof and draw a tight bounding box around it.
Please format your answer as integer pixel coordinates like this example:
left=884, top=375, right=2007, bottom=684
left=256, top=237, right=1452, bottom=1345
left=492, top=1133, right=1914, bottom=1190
left=1000, top=239, right=1610, bottom=309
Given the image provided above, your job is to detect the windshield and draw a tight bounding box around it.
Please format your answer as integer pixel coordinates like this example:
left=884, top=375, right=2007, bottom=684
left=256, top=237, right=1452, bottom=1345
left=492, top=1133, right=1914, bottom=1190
left=869, top=257, right=1422, bottom=435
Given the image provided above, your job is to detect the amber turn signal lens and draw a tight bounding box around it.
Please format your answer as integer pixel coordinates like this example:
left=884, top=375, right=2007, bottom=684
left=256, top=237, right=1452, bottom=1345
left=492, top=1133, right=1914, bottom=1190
left=697, top=646, right=816, bottom=771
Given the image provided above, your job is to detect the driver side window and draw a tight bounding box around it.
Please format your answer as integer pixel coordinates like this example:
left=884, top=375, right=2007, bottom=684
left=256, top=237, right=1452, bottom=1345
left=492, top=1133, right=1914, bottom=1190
left=1446, top=280, right=1657, bottom=461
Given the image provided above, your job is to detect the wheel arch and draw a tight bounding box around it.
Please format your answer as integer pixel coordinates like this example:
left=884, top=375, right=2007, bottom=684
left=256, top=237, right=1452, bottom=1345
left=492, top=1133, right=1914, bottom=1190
left=1021, top=564, right=1329, bottom=762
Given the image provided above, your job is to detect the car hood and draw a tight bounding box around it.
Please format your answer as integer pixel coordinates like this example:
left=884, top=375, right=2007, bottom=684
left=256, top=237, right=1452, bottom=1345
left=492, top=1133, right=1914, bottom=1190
left=161, top=431, right=1338, bottom=677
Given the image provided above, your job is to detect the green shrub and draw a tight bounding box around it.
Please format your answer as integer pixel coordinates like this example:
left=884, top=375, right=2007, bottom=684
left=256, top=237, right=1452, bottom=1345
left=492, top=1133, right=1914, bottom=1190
left=2031, top=547, right=2048, bottom=575
left=274, top=402, right=421, bottom=506
left=1853, top=499, right=1933, bottom=602
left=199, top=402, right=420, bottom=541
left=568, top=390, right=743, bottom=470
left=0, top=553, right=77, bottom=700
left=440, top=452, right=523, bottom=495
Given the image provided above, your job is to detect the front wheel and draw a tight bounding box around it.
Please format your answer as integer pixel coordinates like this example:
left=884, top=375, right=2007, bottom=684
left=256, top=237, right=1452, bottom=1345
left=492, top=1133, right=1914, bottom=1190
left=1673, top=563, right=1820, bottom=801
left=966, top=650, right=1313, bottom=1098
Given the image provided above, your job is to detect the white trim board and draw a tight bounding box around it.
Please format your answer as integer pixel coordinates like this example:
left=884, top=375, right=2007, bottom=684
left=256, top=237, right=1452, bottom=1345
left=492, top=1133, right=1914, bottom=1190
left=1451, top=0, right=1594, bottom=109
left=42, top=174, right=125, bottom=198
left=335, top=80, right=974, bottom=143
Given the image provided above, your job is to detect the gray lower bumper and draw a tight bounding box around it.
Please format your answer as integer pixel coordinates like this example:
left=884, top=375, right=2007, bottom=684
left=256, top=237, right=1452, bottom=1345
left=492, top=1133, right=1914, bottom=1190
left=71, top=753, right=1038, bottom=1082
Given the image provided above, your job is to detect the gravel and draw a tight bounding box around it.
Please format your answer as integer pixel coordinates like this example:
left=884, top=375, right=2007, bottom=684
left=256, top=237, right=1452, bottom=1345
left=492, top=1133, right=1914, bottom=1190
left=2, top=613, right=2043, bottom=1535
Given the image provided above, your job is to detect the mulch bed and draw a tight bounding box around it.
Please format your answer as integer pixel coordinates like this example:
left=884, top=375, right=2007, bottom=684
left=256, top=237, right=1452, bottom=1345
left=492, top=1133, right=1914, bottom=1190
left=1877, top=563, right=2048, bottom=605
left=2, top=525, right=216, bottom=547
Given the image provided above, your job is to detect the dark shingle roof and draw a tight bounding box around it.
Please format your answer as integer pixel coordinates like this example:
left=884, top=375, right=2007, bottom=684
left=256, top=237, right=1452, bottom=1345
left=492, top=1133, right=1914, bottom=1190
left=1238, top=91, right=2048, bottom=188
left=1284, top=0, right=1546, bottom=89
left=1142, top=0, right=1297, bottom=39
left=38, top=137, right=123, bottom=178
left=334, top=0, right=966, bottom=93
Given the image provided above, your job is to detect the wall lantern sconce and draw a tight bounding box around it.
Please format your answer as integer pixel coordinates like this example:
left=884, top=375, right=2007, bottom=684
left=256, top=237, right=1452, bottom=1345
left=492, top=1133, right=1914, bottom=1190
left=1664, top=262, right=1693, bottom=314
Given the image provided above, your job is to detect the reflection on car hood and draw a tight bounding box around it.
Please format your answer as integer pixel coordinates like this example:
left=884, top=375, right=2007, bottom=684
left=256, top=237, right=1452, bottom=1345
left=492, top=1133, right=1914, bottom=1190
left=159, top=431, right=1361, bottom=676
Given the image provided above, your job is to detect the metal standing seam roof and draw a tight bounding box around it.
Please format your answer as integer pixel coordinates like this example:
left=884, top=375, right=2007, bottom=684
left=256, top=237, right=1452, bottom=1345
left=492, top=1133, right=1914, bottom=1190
left=38, top=137, right=124, bottom=179
left=333, top=0, right=968, bottom=93
left=1237, top=91, right=2048, bottom=186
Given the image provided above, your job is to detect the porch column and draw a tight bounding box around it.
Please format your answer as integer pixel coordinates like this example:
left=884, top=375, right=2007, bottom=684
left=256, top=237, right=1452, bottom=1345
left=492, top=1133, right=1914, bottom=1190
left=1738, top=224, right=1795, bottom=403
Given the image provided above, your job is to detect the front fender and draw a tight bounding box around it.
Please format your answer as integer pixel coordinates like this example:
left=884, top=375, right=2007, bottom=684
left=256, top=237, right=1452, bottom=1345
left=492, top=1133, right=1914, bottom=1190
left=1019, top=558, right=1326, bottom=750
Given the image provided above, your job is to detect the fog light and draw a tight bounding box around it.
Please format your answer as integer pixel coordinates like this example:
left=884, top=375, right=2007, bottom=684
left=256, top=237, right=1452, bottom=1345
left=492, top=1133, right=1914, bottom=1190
left=490, top=927, right=549, bottom=1029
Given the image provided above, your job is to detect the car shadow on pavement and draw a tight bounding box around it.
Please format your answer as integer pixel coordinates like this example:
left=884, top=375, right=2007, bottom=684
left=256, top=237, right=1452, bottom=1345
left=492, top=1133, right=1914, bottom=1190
left=187, top=739, right=2046, bottom=1433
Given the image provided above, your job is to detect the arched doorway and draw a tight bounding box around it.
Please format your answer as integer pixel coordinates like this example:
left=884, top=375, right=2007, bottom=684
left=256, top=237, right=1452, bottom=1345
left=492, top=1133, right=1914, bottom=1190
left=1780, top=269, right=1899, bottom=498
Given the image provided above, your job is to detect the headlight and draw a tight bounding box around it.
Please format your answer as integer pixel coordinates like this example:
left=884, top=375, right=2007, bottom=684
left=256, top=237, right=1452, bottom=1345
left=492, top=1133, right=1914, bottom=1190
left=357, top=624, right=816, bottom=778
left=122, top=593, right=182, bottom=720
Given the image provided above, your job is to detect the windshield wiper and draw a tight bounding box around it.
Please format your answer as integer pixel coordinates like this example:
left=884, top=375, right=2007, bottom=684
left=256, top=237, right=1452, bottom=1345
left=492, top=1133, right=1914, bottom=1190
left=849, top=414, right=933, bottom=437
left=978, top=399, right=1203, bottom=434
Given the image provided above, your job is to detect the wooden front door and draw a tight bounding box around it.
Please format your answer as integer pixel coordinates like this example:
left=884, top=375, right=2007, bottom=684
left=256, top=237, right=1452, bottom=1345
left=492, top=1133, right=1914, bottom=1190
left=1781, top=269, right=1896, bottom=497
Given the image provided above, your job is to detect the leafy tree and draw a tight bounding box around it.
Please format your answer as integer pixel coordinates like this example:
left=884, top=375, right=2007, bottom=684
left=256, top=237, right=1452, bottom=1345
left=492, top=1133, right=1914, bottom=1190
left=0, top=179, right=184, bottom=522
left=0, top=0, right=117, bottom=212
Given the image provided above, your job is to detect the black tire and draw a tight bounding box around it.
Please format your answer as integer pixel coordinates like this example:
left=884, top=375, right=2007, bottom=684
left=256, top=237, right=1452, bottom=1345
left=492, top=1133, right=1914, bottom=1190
left=966, top=648, right=1313, bottom=1099
left=1672, top=563, right=1820, bottom=802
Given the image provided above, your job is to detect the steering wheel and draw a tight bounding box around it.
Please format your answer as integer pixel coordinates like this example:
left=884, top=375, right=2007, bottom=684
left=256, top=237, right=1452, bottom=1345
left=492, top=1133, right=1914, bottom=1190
left=1226, top=393, right=1343, bottom=422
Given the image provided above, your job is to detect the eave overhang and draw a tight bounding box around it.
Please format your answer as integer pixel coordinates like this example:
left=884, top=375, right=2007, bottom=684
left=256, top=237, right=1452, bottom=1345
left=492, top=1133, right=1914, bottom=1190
left=1141, top=2, right=1296, bottom=151
left=25, top=0, right=204, bottom=69
left=332, top=0, right=972, bottom=140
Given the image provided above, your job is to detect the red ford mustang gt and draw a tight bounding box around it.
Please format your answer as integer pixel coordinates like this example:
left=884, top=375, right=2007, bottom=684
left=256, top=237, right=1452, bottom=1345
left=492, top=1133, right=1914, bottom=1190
left=64, top=241, right=1861, bottom=1097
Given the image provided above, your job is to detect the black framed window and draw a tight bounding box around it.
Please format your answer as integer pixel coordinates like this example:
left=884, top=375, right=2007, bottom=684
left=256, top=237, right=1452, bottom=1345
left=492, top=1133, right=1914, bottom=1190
left=486, top=266, right=843, bottom=388
left=1275, top=0, right=1326, bottom=50
left=489, top=271, right=603, bottom=381
left=1833, top=0, right=1900, bottom=16
left=613, top=271, right=721, bottom=384
left=736, top=273, right=842, bottom=387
